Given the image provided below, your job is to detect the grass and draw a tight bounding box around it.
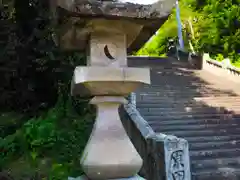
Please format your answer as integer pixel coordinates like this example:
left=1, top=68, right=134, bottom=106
left=1, top=95, right=95, bottom=179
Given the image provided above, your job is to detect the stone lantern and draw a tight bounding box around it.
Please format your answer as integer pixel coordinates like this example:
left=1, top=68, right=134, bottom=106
left=50, top=0, right=176, bottom=179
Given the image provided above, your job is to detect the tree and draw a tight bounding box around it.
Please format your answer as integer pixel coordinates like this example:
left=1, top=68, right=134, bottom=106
left=138, top=0, right=240, bottom=65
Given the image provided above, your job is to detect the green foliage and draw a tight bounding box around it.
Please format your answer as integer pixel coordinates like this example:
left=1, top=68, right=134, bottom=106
left=1, top=94, right=95, bottom=179
left=0, top=0, right=87, bottom=113
left=137, top=1, right=199, bottom=56
left=0, top=1, right=95, bottom=179
left=136, top=14, right=177, bottom=56
left=0, top=112, right=25, bottom=137
left=193, top=0, right=240, bottom=57
left=215, top=54, right=224, bottom=61
left=138, top=0, right=240, bottom=67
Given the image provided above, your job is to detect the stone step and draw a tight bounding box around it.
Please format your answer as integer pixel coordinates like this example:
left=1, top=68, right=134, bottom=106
left=141, top=113, right=238, bottom=121
left=137, top=101, right=240, bottom=107
left=137, top=104, right=240, bottom=110
left=190, top=140, right=240, bottom=151
left=140, top=80, right=239, bottom=86
left=147, top=118, right=239, bottom=126
left=136, top=96, right=240, bottom=102
left=137, top=94, right=240, bottom=99
left=137, top=92, right=240, bottom=97
left=138, top=108, right=240, bottom=115
left=138, top=105, right=240, bottom=111
left=139, top=80, right=237, bottom=86
left=139, top=84, right=240, bottom=89
left=192, top=168, right=240, bottom=180
left=192, top=157, right=240, bottom=171
left=195, top=96, right=240, bottom=100
left=137, top=88, right=234, bottom=93
left=156, top=128, right=240, bottom=138
left=140, top=80, right=222, bottom=84
left=127, top=57, right=189, bottom=67
left=153, top=123, right=240, bottom=132
left=139, top=93, right=239, bottom=97
left=186, top=135, right=240, bottom=143
left=138, top=96, right=240, bottom=102
left=190, top=148, right=240, bottom=160
left=145, top=116, right=223, bottom=123
left=137, top=91, right=237, bottom=96
left=132, top=60, right=240, bottom=180
left=150, top=70, right=198, bottom=73
left=136, top=91, right=236, bottom=95
left=142, top=109, right=236, bottom=116
left=138, top=92, right=238, bottom=96
left=139, top=108, right=236, bottom=116
left=191, top=157, right=240, bottom=171
left=144, top=115, right=238, bottom=122
left=138, top=107, right=235, bottom=114
left=138, top=105, right=236, bottom=111
left=139, top=84, right=204, bottom=88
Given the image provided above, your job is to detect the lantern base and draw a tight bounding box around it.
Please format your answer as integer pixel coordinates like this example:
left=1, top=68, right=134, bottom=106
left=68, top=175, right=145, bottom=180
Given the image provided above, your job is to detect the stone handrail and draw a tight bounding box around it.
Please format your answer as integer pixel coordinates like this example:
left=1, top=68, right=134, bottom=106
left=120, top=93, right=191, bottom=180
left=203, top=53, right=240, bottom=76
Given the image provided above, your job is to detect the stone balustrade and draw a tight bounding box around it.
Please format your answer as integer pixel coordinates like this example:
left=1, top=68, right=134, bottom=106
left=203, top=53, right=240, bottom=76
left=202, top=53, right=240, bottom=83
left=120, top=92, right=191, bottom=180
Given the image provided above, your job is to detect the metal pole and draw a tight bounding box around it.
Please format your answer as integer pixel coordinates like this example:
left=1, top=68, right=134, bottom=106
left=176, top=0, right=184, bottom=50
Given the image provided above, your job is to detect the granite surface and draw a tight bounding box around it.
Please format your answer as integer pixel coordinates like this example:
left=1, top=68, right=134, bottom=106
left=52, top=0, right=175, bottom=53
left=56, top=0, right=174, bottom=19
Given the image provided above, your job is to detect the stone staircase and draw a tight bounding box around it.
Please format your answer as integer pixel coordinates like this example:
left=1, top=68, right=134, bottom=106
left=128, top=57, right=240, bottom=180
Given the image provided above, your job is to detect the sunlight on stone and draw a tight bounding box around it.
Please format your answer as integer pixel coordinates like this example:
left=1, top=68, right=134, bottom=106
left=185, top=107, right=192, bottom=112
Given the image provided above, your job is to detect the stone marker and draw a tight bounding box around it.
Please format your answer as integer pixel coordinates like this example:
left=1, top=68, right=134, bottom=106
left=51, top=0, right=176, bottom=179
